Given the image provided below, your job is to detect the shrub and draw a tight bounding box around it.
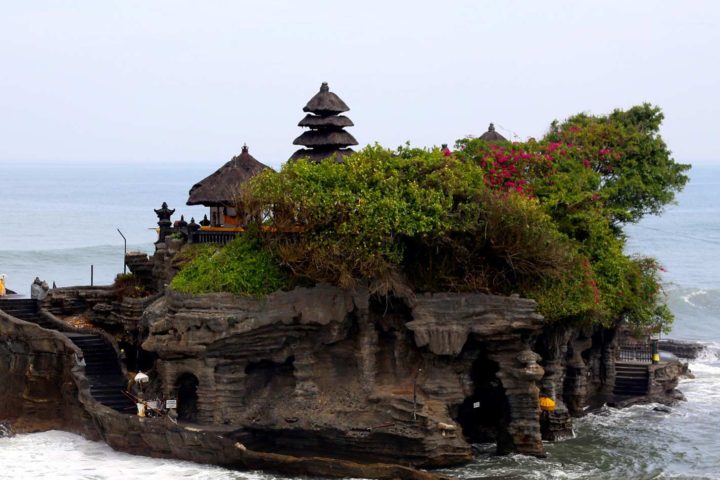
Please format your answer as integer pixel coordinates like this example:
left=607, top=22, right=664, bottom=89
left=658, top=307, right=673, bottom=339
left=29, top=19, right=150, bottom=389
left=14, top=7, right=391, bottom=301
left=113, top=273, right=148, bottom=298
left=170, top=233, right=290, bottom=296
left=245, top=145, right=591, bottom=313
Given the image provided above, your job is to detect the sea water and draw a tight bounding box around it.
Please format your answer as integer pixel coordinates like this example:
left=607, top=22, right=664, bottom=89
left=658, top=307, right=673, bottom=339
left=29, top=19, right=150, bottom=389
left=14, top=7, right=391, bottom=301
left=1, top=161, right=719, bottom=479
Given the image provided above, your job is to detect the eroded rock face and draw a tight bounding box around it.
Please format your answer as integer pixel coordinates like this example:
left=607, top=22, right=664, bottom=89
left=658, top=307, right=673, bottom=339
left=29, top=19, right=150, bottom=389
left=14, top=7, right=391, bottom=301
left=0, top=307, right=449, bottom=480
left=0, top=311, right=97, bottom=436
left=2, top=278, right=691, bottom=473
left=659, top=339, right=706, bottom=360
left=141, top=287, right=548, bottom=465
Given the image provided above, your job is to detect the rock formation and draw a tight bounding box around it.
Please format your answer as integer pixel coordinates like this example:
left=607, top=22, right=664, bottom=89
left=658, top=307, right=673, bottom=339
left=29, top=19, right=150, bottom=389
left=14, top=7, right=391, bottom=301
left=137, top=287, right=549, bottom=465
left=0, top=239, right=690, bottom=477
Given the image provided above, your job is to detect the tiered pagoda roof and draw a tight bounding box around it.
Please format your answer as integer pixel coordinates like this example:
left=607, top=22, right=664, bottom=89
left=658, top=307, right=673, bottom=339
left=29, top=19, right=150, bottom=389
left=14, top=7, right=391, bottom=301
left=479, top=123, right=508, bottom=142
left=290, top=82, right=358, bottom=162
left=187, top=145, right=269, bottom=207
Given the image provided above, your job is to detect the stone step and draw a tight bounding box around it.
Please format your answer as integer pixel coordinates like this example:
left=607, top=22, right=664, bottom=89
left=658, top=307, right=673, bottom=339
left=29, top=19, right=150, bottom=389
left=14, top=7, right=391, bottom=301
left=616, top=364, right=649, bottom=371
left=615, top=373, right=649, bottom=380
left=1, top=299, right=133, bottom=413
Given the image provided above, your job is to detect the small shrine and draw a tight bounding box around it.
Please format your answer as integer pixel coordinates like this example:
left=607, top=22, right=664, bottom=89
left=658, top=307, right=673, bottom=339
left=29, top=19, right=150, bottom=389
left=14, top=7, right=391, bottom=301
left=187, top=145, right=270, bottom=227
left=290, top=82, right=358, bottom=162
left=479, top=123, right=508, bottom=142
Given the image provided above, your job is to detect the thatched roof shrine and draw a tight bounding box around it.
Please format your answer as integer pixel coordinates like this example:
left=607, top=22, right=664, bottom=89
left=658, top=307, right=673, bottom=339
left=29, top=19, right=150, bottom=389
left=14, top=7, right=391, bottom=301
left=187, top=145, right=269, bottom=207
left=479, top=123, right=508, bottom=142
left=290, top=82, right=358, bottom=163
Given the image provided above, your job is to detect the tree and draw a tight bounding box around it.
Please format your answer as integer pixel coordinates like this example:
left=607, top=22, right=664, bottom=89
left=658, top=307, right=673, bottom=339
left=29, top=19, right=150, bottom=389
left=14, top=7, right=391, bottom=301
left=543, top=103, right=690, bottom=226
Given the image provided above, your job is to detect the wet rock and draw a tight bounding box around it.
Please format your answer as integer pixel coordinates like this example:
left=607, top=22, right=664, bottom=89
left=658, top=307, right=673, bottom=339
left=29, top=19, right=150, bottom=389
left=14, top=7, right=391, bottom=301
left=659, top=339, right=706, bottom=359
left=0, top=421, right=15, bottom=438
left=0, top=309, right=97, bottom=437
left=31, top=277, right=49, bottom=300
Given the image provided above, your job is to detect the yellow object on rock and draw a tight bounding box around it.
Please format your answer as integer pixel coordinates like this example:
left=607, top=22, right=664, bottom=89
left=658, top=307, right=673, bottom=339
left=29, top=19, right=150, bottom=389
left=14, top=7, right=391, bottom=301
left=539, top=396, right=556, bottom=412
left=0, top=275, right=6, bottom=297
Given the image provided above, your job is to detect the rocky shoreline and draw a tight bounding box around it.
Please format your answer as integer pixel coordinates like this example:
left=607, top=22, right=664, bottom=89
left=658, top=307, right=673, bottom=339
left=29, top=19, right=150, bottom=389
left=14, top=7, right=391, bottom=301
left=0, top=243, right=692, bottom=478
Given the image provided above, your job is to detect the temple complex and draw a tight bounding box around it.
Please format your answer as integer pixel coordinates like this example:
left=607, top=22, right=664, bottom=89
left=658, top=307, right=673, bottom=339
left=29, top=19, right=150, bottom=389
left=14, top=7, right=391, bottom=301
left=187, top=145, right=270, bottom=227
left=290, top=82, right=358, bottom=162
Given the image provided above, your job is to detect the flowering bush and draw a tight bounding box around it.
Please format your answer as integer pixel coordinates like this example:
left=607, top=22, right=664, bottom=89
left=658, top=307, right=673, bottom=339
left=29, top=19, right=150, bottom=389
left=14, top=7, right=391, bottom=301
left=245, top=145, right=583, bottom=300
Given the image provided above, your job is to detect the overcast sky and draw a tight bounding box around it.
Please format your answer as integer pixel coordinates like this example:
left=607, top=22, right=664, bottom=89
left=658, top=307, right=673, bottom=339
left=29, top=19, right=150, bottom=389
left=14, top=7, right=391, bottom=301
left=1, top=1, right=718, bottom=169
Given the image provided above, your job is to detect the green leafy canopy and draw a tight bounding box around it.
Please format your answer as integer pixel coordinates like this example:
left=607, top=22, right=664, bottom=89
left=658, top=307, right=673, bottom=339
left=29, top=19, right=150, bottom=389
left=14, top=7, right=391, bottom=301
left=172, top=104, right=688, bottom=333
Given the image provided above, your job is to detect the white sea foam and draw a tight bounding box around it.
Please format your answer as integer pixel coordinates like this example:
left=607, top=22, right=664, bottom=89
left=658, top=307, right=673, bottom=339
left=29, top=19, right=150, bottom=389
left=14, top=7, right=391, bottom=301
left=0, top=431, right=263, bottom=480
left=680, top=288, right=708, bottom=306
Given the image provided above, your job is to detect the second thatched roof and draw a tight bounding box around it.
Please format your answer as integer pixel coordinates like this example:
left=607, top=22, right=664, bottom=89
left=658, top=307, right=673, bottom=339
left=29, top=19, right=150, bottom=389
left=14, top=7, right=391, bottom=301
left=479, top=123, right=508, bottom=142
left=187, top=145, right=270, bottom=207
left=298, top=114, right=354, bottom=128
left=293, top=130, right=359, bottom=147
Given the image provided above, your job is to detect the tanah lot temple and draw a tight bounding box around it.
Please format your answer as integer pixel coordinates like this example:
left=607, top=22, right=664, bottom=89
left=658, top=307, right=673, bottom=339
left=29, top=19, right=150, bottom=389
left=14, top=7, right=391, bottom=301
left=0, top=80, right=691, bottom=480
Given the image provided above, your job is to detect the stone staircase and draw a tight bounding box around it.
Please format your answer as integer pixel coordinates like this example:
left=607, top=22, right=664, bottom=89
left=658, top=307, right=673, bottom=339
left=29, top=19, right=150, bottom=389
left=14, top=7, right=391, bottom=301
left=0, top=298, right=56, bottom=329
left=0, top=298, right=135, bottom=413
left=613, top=362, right=650, bottom=397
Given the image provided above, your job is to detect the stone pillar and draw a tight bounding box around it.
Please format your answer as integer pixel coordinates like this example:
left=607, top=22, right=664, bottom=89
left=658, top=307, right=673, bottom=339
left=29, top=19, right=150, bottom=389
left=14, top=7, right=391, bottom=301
left=214, top=362, right=248, bottom=423
left=489, top=343, right=545, bottom=456
left=538, top=327, right=574, bottom=440
left=563, top=334, right=593, bottom=415
left=195, top=361, right=217, bottom=424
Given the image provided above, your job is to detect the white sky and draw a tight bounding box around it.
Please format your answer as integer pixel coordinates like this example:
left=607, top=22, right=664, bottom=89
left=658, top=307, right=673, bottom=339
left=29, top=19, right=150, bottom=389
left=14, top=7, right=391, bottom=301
left=0, top=1, right=718, bottom=169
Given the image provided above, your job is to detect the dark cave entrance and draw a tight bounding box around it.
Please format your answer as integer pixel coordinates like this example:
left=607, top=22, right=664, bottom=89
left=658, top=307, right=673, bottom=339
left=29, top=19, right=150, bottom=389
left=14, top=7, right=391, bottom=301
left=118, top=340, right=157, bottom=373
left=455, top=343, right=511, bottom=451
left=176, top=373, right=199, bottom=422
left=243, top=356, right=296, bottom=395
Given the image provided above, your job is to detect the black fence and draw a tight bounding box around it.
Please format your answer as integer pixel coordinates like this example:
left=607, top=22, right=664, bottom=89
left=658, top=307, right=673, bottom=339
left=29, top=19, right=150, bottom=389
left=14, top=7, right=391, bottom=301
left=189, top=230, right=241, bottom=245
left=617, top=343, right=652, bottom=363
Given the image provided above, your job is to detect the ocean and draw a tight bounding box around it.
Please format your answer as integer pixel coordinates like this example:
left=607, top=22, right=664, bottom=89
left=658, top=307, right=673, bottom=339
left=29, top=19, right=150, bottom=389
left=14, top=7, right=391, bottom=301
left=1, top=161, right=718, bottom=479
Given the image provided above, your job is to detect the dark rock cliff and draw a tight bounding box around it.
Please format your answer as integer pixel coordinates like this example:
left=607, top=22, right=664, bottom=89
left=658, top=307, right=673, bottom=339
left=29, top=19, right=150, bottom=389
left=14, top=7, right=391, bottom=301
left=0, top=310, right=97, bottom=436
left=140, top=286, right=547, bottom=466
left=0, top=303, right=449, bottom=480
left=0, top=241, right=689, bottom=475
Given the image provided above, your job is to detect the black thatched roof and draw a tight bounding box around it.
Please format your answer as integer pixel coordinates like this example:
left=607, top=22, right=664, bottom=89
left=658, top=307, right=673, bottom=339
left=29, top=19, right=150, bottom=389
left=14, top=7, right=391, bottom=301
left=187, top=145, right=270, bottom=207
left=479, top=123, right=508, bottom=142
left=303, top=82, right=350, bottom=115
left=289, top=148, right=354, bottom=163
left=293, top=130, right=359, bottom=147
left=298, top=114, right=354, bottom=128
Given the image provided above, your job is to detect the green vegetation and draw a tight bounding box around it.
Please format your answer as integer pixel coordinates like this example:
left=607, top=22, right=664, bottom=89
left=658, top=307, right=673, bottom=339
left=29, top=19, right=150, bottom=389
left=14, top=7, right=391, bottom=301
left=247, top=145, right=580, bottom=299
left=170, top=233, right=290, bottom=296
left=173, top=103, right=689, bottom=333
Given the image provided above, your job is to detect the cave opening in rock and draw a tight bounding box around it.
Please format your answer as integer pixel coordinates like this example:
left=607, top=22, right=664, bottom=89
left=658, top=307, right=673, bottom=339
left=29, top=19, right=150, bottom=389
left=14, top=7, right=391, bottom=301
left=118, top=340, right=157, bottom=373
left=175, top=372, right=199, bottom=422
left=244, top=356, right=296, bottom=394
left=456, top=342, right=510, bottom=449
